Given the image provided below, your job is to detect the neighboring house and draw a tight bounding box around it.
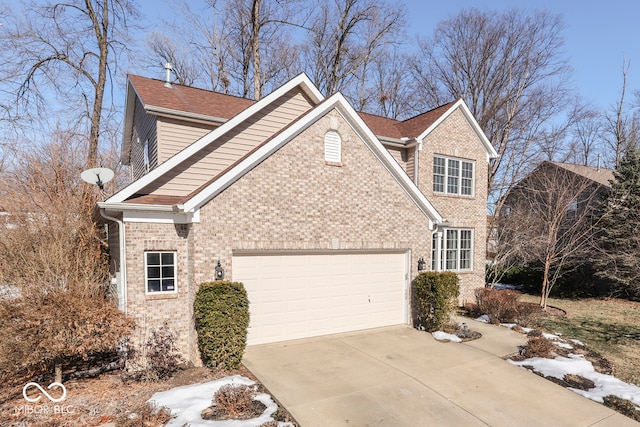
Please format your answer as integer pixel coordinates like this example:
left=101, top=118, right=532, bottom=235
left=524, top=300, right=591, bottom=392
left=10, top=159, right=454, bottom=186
left=503, top=161, right=613, bottom=216
left=97, top=73, right=497, bottom=363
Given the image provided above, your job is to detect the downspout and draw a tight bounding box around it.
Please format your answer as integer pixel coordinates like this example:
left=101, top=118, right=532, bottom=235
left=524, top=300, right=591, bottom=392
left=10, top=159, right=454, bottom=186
left=431, top=227, right=443, bottom=272
left=99, top=209, right=127, bottom=313
left=414, top=140, right=422, bottom=186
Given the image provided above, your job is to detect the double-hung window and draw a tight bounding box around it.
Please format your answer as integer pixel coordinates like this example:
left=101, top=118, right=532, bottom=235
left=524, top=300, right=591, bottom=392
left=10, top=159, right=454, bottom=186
left=433, top=155, right=475, bottom=196
left=431, top=229, right=473, bottom=271
left=145, top=251, right=177, bottom=294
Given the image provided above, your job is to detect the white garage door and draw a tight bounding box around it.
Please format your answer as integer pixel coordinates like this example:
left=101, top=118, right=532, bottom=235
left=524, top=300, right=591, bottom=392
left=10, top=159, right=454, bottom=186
left=233, top=252, right=408, bottom=345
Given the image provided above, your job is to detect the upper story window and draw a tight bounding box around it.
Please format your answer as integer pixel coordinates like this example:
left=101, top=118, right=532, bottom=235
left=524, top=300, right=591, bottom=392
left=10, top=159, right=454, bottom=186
left=145, top=251, right=177, bottom=294
left=324, top=131, right=341, bottom=163
left=433, top=155, right=475, bottom=196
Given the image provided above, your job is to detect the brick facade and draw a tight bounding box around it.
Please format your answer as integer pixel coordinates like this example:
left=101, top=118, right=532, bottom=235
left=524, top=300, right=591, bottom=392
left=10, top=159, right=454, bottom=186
left=124, top=109, right=434, bottom=364
left=417, top=108, right=490, bottom=303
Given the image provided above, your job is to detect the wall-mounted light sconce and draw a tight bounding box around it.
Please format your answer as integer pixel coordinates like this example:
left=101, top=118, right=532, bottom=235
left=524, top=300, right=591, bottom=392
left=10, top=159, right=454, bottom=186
left=417, top=257, right=426, bottom=271
left=215, top=259, right=225, bottom=281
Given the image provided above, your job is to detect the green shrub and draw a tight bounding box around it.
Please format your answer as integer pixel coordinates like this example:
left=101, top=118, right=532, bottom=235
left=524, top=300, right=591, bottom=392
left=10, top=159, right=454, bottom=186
left=413, top=272, right=460, bottom=332
left=194, top=281, right=250, bottom=370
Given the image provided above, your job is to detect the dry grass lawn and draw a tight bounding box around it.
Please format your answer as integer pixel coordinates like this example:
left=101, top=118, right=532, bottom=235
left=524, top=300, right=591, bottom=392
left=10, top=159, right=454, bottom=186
left=520, top=294, right=640, bottom=386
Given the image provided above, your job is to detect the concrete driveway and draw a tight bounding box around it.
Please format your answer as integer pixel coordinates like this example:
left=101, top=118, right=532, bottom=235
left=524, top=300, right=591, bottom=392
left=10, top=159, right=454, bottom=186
left=243, top=323, right=637, bottom=426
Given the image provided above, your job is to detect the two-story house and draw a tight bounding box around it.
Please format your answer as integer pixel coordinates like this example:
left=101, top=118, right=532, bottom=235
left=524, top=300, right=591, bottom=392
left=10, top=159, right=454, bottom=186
left=97, top=73, right=497, bottom=363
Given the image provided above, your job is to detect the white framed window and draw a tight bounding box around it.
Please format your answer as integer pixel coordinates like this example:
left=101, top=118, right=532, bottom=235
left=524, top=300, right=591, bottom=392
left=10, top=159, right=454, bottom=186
left=431, top=229, right=473, bottom=271
left=324, top=130, right=341, bottom=163
left=433, top=155, right=475, bottom=196
left=145, top=251, right=177, bottom=294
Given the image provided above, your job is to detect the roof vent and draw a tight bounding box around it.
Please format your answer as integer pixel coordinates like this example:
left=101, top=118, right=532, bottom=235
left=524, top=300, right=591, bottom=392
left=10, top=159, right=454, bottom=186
left=163, top=62, right=173, bottom=88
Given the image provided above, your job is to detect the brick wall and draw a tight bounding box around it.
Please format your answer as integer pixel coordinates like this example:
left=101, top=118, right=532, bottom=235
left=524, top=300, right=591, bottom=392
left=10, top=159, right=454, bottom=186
left=417, top=108, right=490, bottom=304
left=124, top=222, right=195, bottom=364
left=124, top=108, right=435, bottom=363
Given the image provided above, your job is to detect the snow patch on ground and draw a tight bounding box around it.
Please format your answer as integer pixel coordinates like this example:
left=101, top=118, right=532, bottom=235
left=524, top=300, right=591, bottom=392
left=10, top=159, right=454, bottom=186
left=475, top=314, right=491, bottom=323
left=509, top=355, right=640, bottom=406
left=432, top=331, right=462, bottom=342
left=542, top=332, right=563, bottom=340
left=148, top=375, right=293, bottom=427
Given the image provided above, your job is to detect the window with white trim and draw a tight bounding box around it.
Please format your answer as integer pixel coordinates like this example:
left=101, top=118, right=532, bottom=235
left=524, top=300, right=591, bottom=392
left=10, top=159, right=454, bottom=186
left=433, top=156, right=475, bottom=196
left=431, top=229, right=473, bottom=271
left=145, top=251, right=177, bottom=293
left=324, top=130, right=341, bottom=162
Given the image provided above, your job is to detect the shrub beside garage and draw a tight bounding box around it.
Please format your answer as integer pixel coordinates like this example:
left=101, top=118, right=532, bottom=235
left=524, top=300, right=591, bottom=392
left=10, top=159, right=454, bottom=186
left=413, top=271, right=460, bottom=332
left=194, top=281, right=250, bottom=370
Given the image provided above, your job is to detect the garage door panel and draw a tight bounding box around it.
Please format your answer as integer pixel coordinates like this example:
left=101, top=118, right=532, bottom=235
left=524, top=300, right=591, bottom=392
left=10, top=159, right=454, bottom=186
left=233, top=252, right=407, bottom=345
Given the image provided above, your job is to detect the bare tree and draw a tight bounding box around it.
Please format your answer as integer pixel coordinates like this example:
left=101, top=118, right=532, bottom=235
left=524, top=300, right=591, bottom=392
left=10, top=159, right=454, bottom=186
left=570, top=108, right=604, bottom=167
left=302, top=0, right=405, bottom=102
left=500, top=162, right=605, bottom=308
left=0, top=0, right=137, bottom=169
left=603, top=60, right=640, bottom=168
left=141, top=0, right=301, bottom=99
left=410, top=9, right=574, bottom=208
left=367, top=49, right=420, bottom=119
left=0, top=129, right=133, bottom=384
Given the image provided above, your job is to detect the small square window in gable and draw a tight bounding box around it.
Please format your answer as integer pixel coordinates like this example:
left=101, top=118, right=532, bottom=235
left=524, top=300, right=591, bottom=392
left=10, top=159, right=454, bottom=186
left=324, top=130, right=342, bottom=164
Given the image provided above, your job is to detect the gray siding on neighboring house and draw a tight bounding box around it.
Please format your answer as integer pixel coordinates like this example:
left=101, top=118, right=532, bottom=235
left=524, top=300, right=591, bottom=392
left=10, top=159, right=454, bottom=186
left=141, top=87, right=315, bottom=197
left=130, top=99, right=158, bottom=180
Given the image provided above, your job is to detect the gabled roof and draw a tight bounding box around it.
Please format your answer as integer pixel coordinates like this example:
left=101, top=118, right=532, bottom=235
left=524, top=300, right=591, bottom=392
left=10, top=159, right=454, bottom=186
left=123, top=75, right=496, bottom=159
left=128, top=74, right=256, bottom=121
left=357, top=103, right=457, bottom=142
left=181, top=92, right=443, bottom=223
left=550, top=162, right=614, bottom=187
left=103, top=74, right=444, bottom=225
left=113, top=73, right=324, bottom=204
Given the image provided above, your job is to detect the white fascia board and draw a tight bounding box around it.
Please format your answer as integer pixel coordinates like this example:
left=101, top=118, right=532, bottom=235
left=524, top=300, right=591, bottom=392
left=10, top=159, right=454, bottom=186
left=145, top=105, right=228, bottom=125
left=107, top=73, right=324, bottom=204
left=97, top=202, right=197, bottom=224
left=98, top=202, right=175, bottom=212
left=182, top=93, right=443, bottom=225
left=416, top=99, right=498, bottom=160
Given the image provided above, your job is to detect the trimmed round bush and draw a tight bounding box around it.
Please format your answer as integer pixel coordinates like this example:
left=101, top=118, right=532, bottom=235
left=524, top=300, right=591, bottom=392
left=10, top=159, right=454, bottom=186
left=413, top=271, right=460, bottom=332
left=194, top=281, right=250, bottom=370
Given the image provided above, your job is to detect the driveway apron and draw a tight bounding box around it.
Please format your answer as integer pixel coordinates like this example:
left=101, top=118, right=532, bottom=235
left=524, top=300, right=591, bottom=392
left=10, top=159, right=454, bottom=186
left=242, top=324, right=637, bottom=426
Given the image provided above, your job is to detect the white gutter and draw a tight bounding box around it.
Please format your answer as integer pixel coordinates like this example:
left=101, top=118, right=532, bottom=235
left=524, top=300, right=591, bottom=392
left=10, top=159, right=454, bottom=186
left=145, top=105, right=229, bottom=126
left=99, top=209, right=127, bottom=313
left=378, top=135, right=418, bottom=148
left=414, top=140, right=423, bottom=186
left=98, top=202, right=177, bottom=212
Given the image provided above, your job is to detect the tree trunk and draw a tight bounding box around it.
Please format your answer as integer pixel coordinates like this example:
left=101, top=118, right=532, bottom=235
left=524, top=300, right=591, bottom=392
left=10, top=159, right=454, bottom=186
left=251, top=0, right=262, bottom=100
left=540, top=256, right=552, bottom=309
